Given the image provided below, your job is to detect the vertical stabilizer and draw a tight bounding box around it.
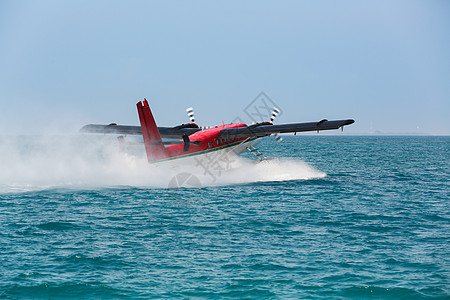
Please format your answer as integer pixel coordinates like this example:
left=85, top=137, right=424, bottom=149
left=136, top=99, right=167, bottom=162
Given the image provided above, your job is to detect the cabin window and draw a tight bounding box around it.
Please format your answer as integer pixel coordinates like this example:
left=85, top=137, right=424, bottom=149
left=215, top=140, right=218, bottom=145
left=208, top=142, right=211, bottom=148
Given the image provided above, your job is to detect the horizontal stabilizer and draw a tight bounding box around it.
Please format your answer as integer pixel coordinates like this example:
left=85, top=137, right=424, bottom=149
left=154, top=134, right=202, bottom=152
left=155, top=140, right=202, bottom=146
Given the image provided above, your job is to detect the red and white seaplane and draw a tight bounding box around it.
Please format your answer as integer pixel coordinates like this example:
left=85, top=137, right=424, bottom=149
left=81, top=99, right=354, bottom=164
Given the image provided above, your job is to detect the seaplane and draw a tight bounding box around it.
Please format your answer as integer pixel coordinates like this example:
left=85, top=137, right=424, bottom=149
left=80, top=99, right=354, bottom=164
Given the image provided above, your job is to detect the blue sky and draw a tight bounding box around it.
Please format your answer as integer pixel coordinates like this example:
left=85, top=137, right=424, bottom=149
left=0, top=0, right=449, bottom=134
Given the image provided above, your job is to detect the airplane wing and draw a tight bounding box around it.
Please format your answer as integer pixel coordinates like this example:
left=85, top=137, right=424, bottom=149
left=81, top=119, right=354, bottom=139
left=218, top=119, right=355, bottom=139
left=80, top=123, right=201, bottom=139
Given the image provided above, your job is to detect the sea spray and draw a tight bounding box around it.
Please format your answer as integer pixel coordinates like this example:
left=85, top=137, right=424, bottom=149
left=0, top=135, right=325, bottom=192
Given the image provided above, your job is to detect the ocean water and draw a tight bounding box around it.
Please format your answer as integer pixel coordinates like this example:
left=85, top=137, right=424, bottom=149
left=0, top=135, right=449, bottom=299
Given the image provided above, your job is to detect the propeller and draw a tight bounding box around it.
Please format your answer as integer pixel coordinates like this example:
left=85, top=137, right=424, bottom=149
left=270, top=107, right=280, bottom=123
left=270, top=107, right=283, bottom=142
left=186, top=107, right=195, bottom=123
left=186, top=107, right=213, bottom=130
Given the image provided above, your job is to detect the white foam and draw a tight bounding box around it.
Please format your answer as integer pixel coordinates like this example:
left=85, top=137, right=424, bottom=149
left=0, top=135, right=326, bottom=192
left=214, top=158, right=326, bottom=185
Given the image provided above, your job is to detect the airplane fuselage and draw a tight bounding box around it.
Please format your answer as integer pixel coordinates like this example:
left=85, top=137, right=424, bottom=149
left=164, top=123, right=257, bottom=160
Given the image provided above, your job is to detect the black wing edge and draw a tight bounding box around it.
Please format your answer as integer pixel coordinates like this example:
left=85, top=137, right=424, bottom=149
left=218, top=119, right=355, bottom=139
left=80, top=124, right=201, bottom=139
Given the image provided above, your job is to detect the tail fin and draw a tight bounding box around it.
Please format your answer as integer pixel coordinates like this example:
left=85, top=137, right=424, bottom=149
left=136, top=99, right=167, bottom=162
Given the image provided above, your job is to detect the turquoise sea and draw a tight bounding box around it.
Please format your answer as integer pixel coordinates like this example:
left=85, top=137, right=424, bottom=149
left=0, top=136, right=449, bottom=299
